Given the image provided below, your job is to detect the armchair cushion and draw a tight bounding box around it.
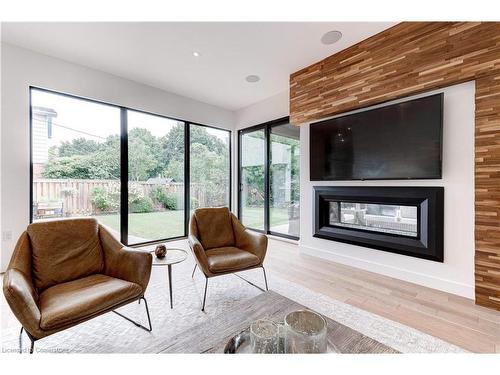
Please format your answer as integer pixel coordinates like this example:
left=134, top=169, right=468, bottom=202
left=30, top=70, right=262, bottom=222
left=28, top=218, right=104, bottom=291
left=193, top=207, right=235, bottom=250
left=39, top=274, right=142, bottom=331
left=205, top=246, right=260, bottom=273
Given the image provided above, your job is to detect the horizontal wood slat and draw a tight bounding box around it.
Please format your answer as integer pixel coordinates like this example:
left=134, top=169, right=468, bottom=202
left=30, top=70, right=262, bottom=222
left=289, top=22, right=500, bottom=311
left=290, top=22, right=500, bottom=124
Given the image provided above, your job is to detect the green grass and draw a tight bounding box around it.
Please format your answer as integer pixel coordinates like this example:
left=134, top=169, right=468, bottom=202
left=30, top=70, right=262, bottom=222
left=241, top=207, right=289, bottom=230
left=95, top=211, right=184, bottom=242
left=95, top=207, right=290, bottom=242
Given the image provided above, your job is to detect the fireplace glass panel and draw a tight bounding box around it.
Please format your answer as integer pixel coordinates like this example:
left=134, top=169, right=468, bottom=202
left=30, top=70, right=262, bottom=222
left=329, top=202, right=418, bottom=237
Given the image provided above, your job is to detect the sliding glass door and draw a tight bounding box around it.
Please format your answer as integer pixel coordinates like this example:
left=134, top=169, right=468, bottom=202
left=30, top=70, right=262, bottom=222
left=269, top=123, right=300, bottom=238
left=239, top=128, right=266, bottom=230
left=30, top=87, right=231, bottom=246
left=238, top=118, right=300, bottom=239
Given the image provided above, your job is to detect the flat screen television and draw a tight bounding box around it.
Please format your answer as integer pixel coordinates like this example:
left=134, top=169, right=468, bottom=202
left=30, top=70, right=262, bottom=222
left=310, top=93, right=443, bottom=180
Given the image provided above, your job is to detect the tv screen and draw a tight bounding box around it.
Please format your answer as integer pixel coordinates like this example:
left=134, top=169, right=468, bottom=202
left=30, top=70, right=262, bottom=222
left=310, top=93, right=443, bottom=180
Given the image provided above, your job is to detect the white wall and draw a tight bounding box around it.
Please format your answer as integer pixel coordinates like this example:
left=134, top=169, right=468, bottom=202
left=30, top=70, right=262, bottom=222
left=301, top=82, right=476, bottom=298
left=234, top=90, right=289, bottom=130
left=0, top=43, right=235, bottom=271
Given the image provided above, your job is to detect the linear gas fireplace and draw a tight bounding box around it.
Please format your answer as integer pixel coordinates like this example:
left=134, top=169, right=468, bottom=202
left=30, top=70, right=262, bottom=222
left=313, top=186, right=444, bottom=262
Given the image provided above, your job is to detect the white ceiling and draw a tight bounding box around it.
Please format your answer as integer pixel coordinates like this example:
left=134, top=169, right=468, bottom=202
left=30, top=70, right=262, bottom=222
left=1, top=22, right=396, bottom=111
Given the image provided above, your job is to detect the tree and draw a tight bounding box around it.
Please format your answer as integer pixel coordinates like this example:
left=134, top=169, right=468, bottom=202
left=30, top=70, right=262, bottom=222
left=160, top=123, right=228, bottom=166
left=41, top=123, right=231, bottom=196
left=128, top=128, right=164, bottom=178
left=43, top=151, right=120, bottom=179
left=58, top=137, right=101, bottom=157
left=190, top=143, right=229, bottom=206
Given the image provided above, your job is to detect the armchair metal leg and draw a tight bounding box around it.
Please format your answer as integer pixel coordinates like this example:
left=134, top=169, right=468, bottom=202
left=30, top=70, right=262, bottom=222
left=262, top=266, right=269, bottom=291
left=191, top=264, right=197, bottom=278
left=112, top=296, right=152, bottom=332
left=19, top=327, right=23, bottom=354
left=201, top=277, right=208, bottom=312
left=19, top=327, right=35, bottom=354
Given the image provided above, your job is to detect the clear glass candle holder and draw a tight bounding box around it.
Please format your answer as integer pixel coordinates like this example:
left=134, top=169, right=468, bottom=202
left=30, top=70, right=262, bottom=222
left=250, top=320, right=278, bottom=354
left=284, top=310, right=327, bottom=353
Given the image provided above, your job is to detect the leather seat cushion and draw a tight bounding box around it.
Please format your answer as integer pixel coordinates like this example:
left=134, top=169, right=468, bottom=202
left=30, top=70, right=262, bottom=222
left=39, top=274, right=142, bottom=331
left=194, top=207, right=235, bottom=249
left=205, top=247, right=260, bottom=273
left=28, top=218, right=104, bottom=291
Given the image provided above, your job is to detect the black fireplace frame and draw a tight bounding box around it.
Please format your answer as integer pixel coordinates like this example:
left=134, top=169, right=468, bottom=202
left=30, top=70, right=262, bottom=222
left=313, top=186, right=444, bottom=262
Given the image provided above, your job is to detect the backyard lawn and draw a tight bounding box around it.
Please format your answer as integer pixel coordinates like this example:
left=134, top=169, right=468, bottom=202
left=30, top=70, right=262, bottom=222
left=95, top=207, right=290, bottom=242
left=96, top=211, right=184, bottom=243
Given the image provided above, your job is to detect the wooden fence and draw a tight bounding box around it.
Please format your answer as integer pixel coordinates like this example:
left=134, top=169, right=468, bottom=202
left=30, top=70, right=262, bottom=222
left=32, top=179, right=207, bottom=217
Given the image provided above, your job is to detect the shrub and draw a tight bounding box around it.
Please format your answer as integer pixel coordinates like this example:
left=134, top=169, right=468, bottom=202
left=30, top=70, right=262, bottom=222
left=90, top=185, right=120, bottom=212
left=129, top=196, right=154, bottom=213
left=190, top=197, right=200, bottom=210
left=151, top=186, right=177, bottom=210
left=91, top=187, right=109, bottom=210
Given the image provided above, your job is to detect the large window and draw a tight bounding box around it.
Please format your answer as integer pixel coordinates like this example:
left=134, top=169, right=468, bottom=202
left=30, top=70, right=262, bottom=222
left=126, top=110, right=185, bottom=245
left=190, top=124, right=231, bottom=213
left=31, top=89, right=121, bottom=237
left=238, top=118, right=300, bottom=239
left=30, top=88, right=231, bottom=245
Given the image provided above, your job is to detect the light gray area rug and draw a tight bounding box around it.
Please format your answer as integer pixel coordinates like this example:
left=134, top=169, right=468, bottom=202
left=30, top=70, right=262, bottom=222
left=1, top=257, right=466, bottom=353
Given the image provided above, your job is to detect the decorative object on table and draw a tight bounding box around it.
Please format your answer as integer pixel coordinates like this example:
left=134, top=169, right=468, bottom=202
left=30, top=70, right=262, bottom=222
left=284, top=310, right=327, bottom=353
left=250, top=320, right=278, bottom=354
left=223, top=323, right=285, bottom=354
left=154, top=244, right=167, bottom=259
left=224, top=319, right=333, bottom=354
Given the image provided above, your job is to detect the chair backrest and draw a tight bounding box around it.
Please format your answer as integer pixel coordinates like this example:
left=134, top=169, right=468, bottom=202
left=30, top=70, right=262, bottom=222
left=27, top=218, right=104, bottom=291
left=192, top=207, right=235, bottom=250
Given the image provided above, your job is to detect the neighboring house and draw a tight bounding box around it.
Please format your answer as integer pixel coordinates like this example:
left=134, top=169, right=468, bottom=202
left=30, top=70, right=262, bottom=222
left=32, top=106, right=57, bottom=178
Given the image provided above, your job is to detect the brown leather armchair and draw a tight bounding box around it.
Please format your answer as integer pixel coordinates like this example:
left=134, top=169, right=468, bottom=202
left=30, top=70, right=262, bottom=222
left=188, top=207, right=268, bottom=311
left=2, top=218, right=153, bottom=353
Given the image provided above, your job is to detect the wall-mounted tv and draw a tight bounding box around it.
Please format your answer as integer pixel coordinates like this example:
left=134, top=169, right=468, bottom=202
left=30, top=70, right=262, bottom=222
left=310, top=93, right=443, bottom=181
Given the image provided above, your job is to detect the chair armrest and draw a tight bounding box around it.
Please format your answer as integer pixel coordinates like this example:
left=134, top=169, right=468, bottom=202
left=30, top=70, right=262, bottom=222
left=3, top=269, right=42, bottom=336
left=231, top=214, right=268, bottom=262
left=99, top=225, right=152, bottom=293
left=188, top=234, right=210, bottom=275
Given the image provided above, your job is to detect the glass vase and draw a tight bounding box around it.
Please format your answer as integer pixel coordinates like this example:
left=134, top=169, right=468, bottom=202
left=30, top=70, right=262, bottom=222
left=250, top=320, right=278, bottom=354
left=284, top=310, right=327, bottom=353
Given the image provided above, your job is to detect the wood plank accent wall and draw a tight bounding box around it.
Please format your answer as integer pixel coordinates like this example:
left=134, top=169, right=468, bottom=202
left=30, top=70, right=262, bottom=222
left=475, top=70, right=500, bottom=311
left=289, top=22, right=500, bottom=311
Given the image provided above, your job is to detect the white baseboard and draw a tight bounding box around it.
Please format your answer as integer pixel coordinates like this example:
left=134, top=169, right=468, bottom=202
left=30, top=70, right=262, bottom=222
left=299, top=244, right=475, bottom=299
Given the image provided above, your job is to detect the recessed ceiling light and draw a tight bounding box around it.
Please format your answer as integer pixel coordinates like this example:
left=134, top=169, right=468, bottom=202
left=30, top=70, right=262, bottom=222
left=321, top=30, right=342, bottom=45
left=193, top=51, right=200, bottom=57
left=245, top=75, right=260, bottom=83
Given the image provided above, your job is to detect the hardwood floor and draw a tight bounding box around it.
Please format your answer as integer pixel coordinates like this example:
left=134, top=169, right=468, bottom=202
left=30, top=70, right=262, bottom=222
left=264, top=238, right=500, bottom=353
left=1, top=237, right=499, bottom=352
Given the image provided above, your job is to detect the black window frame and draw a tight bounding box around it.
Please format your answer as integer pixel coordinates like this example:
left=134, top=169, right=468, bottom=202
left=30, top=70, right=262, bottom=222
left=29, top=86, right=232, bottom=247
left=238, top=116, right=299, bottom=241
